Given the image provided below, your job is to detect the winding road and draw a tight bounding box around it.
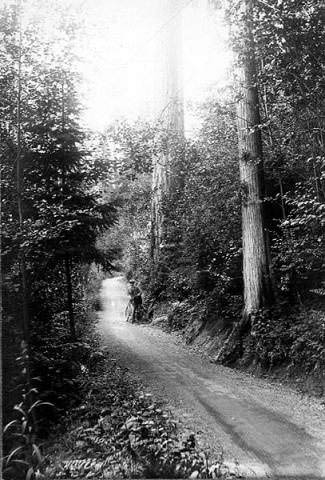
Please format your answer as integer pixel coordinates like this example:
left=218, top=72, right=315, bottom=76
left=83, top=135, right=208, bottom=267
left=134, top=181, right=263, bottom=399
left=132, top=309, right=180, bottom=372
left=99, top=276, right=325, bottom=479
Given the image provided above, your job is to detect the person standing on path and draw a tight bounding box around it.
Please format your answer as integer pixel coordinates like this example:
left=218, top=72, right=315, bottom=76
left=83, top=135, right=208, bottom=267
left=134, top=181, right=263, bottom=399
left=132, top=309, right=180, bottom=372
left=127, top=279, right=143, bottom=322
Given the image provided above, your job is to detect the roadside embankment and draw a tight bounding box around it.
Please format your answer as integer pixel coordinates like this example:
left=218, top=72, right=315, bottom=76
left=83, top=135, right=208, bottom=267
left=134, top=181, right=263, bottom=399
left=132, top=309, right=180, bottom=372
left=149, top=293, right=325, bottom=398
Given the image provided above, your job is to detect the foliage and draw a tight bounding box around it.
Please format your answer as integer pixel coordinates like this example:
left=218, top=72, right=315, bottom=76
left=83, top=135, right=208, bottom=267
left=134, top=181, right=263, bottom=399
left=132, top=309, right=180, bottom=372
left=3, top=342, right=53, bottom=480
left=1, top=2, right=117, bottom=474
left=3, top=265, right=108, bottom=479
left=162, top=101, right=241, bottom=300
left=138, top=0, right=325, bottom=379
left=132, top=93, right=242, bottom=311
left=103, top=95, right=242, bottom=308
left=273, top=181, right=325, bottom=298
left=2, top=1, right=325, bottom=477
left=247, top=306, right=325, bottom=377
left=30, top=315, right=90, bottom=416
left=94, top=120, right=154, bottom=282
left=44, top=346, right=239, bottom=479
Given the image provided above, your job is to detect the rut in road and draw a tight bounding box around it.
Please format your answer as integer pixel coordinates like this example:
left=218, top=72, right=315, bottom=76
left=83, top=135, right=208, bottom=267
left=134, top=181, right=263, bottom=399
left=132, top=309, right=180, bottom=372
left=99, top=276, right=325, bottom=479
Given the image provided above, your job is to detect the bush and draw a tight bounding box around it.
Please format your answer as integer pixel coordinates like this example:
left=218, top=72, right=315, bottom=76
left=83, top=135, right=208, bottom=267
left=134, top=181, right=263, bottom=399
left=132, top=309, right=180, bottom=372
left=247, top=306, right=325, bottom=374
left=44, top=349, right=239, bottom=479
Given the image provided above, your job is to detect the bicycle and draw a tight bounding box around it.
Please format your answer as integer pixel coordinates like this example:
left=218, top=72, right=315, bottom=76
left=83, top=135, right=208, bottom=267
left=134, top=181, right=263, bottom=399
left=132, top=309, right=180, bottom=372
left=125, top=300, right=134, bottom=323
left=125, top=299, right=143, bottom=323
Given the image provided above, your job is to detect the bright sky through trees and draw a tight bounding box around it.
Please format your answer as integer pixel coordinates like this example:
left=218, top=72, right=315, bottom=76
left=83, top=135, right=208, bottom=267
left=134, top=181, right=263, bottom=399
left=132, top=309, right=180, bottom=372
left=77, top=0, right=232, bottom=132
left=8, top=0, right=232, bottom=133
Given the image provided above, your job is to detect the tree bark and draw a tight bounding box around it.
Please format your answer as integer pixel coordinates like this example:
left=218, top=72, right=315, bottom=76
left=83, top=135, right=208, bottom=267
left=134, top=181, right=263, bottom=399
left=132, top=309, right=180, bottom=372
left=0, top=162, right=2, bottom=462
left=278, top=176, right=286, bottom=220
left=65, top=255, right=76, bottom=340
left=151, top=0, right=184, bottom=262
left=237, top=0, right=273, bottom=320
left=15, top=2, right=38, bottom=430
left=16, top=6, right=30, bottom=345
left=61, top=76, right=76, bottom=339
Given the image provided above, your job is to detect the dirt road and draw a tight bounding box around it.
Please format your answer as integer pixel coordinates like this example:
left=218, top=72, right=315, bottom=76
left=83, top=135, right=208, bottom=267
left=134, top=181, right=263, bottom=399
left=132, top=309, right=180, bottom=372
left=99, top=276, right=325, bottom=479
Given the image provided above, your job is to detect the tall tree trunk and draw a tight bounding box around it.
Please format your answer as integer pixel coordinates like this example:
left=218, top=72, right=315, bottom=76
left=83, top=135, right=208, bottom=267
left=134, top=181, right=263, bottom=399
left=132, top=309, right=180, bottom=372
left=237, top=0, right=273, bottom=321
left=65, top=255, right=76, bottom=340
left=15, top=1, right=37, bottom=430
left=61, top=77, right=76, bottom=339
left=151, top=0, right=184, bottom=262
left=0, top=164, right=2, bottom=462
left=16, top=3, right=30, bottom=345
left=278, top=176, right=286, bottom=220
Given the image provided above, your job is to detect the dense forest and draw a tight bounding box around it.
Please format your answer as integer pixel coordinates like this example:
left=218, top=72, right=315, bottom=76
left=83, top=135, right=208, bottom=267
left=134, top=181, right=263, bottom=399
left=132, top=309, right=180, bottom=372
left=111, top=0, right=325, bottom=370
left=1, top=0, right=324, bottom=479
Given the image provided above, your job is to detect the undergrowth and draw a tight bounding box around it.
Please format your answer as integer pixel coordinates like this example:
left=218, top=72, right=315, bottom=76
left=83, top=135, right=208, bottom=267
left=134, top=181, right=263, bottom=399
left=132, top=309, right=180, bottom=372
left=155, top=294, right=325, bottom=395
left=44, top=330, right=241, bottom=479
left=247, top=306, right=325, bottom=376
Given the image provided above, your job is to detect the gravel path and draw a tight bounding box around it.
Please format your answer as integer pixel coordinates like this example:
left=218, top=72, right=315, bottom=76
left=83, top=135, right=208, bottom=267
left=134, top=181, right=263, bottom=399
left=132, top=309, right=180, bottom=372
left=99, top=276, right=325, bottom=479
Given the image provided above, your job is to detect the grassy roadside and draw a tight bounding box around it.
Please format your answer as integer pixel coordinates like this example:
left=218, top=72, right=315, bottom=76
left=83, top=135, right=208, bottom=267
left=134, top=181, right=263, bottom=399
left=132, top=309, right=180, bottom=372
left=44, top=321, right=242, bottom=479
